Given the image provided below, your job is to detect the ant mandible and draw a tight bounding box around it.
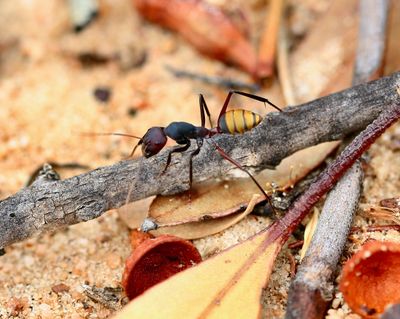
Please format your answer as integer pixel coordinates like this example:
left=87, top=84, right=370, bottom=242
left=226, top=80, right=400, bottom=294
left=108, top=91, right=282, bottom=212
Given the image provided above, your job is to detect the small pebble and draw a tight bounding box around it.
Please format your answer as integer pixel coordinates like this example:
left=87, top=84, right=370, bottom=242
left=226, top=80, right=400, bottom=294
left=93, top=87, right=111, bottom=103
left=52, top=283, right=70, bottom=294
left=127, top=107, right=138, bottom=117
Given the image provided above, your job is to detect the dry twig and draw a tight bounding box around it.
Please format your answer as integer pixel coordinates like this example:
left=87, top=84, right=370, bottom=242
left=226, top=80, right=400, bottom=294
left=258, top=0, right=285, bottom=78
left=164, top=65, right=260, bottom=91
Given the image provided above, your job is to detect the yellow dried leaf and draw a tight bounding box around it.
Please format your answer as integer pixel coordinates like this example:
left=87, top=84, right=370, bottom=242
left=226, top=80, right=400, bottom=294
left=152, top=194, right=261, bottom=239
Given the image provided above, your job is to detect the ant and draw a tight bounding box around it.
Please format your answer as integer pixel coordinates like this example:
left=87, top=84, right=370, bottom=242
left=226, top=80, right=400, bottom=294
left=90, top=91, right=282, bottom=213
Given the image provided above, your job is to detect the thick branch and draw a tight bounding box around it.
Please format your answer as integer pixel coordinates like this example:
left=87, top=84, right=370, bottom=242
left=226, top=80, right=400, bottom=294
left=0, top=72, right=399, bottom=248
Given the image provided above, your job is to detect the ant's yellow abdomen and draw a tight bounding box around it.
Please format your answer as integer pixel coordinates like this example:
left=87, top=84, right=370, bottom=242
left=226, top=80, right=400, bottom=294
left=219, top=109, right=262, bottom=134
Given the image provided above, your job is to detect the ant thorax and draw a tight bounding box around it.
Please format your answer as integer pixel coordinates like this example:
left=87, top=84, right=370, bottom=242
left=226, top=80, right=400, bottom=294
left=164, top=122, right=200, bottom=143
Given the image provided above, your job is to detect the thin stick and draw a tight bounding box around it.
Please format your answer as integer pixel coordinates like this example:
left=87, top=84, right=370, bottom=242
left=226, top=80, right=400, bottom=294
left=277, top=24, right=296, bottom=105
left=258, top=0, right=285, bottom=79
left=165, top=65, right=260, bottom=91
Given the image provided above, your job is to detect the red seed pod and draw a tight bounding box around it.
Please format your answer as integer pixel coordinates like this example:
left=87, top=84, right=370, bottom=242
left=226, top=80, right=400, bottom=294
left=122, top=235, right=202, bottom=300
left=340, top=241, right=400, bottom=318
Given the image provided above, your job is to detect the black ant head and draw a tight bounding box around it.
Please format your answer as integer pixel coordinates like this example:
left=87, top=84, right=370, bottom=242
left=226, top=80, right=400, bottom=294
left=140, top=127, right=167, bottom=158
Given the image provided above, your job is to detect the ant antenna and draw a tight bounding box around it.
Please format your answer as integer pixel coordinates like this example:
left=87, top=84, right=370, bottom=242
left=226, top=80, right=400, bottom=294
left=79, top=132, right=141, bottom=139
left=79, top=131, right=142, bottom=159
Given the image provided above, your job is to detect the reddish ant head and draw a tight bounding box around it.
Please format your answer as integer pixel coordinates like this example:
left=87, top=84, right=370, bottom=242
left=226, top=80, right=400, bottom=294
left=140, top=127, right=167, bottom=158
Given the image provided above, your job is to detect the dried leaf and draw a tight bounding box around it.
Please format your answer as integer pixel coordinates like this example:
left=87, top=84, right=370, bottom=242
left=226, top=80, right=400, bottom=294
left=113, top=230, right=282, bottom=319
left=118, top=196, right=155, bottom=229
left=151, top=194, right=260, bottom=239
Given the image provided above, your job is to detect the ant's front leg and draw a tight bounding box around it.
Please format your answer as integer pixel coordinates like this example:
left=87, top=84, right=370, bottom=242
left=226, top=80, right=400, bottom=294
left=188, top=138, right=204, bottom=187
left=161, top=141, right=191, bottom=175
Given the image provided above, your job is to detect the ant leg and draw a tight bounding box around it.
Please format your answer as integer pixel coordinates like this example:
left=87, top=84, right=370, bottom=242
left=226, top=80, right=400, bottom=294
left=162, top=141, right=191, bottom=174
left=188, top=138, right=204, bottom=187
left=217, top=91, right=235, bottom=131
left=212, top=142, right=276, bottom=215
left=231, top=91, right=282, bottom=112
left=199, top=94, right=213, bottom=128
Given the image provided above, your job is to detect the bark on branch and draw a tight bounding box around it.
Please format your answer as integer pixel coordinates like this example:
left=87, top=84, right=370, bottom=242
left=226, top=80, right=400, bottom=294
left=0, top=72, right=399, bottom=248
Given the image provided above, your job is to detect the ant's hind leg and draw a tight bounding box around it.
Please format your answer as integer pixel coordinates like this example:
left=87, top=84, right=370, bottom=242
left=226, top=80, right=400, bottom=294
left=161, top=142, right=191, bottom=174
left=232, top=91, right=282, bottom=112
left=212, top=142, right=276, bottom=215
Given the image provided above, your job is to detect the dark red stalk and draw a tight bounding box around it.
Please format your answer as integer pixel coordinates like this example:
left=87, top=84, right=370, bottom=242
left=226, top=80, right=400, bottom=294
left=267, top=101, right=400, bottom=245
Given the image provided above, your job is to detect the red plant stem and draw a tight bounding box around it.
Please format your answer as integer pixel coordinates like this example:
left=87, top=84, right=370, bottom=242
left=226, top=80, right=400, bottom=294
left=268, top=101, right=400, bottom=245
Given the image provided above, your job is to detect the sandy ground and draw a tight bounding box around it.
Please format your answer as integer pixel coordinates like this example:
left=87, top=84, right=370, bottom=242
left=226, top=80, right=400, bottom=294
left=0, top=0, right=399, bottom=318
